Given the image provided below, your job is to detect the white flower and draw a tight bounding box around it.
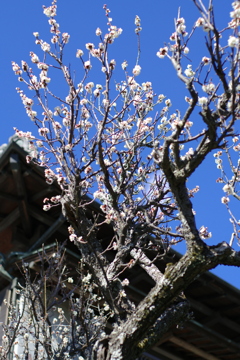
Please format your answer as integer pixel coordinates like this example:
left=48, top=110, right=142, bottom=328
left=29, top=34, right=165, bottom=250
left=65, top=95, right=72, bottom=104
left=84, top=166, right=92, bottom=174
left=43, top=204, right=51, bottom=211
left=82, top=273, right=92, bottom=283
left=158, top=94, right=166, bottom=103
left=202, top=83, right=215, bottom=93
left=183, top=47, right=189, bottom=54
left=67, top=277, right=74, bottom=283
left=41, top=42, right=50, bottom=52
left=86, top=43, right=94, bottom=50
left=199, top=225, right=212, bottom=239
left=184, top=64, right=195, bottom=77
left=96, top=27, right=102, bottom=36
left=222, top=184, right=233, bottom=194
left=122, top=278, right=129, bottom=286
left=76, top=49, right=84, bottom=58
left=198, top=97, right=208, bottom=106
left=43, top=5, right=57, bottom=17
left=195, top=17, right=205, bottom=27
left=104, top=304, right=110, bottom=311
left=62, top=337, right=68, bottom=345
left=121, top=61, right=128, bottom=70
left=228, top=35, right=239, bottom=48
left=84, top=60, right=92, bottom=70
left=156, top=47, right=168, bottom=58
left=132, top=65, right=141, bottom=76
left=202, top=56, right=210, bottom=65
left=38, top=127, right=49, bottom=136
left=62, top=32, right=70, bottom=44
left=165, top=99, right=172, bottom=107
left=69, top=233, right=77, bottom=242
left=135, top=15, right=141, bottom=26
left=37, top=62, right=48, bottom=70
left=221, top=196, right=230, bottom=204
left=30, top=52, right=39, bottom=63
left=93, top=89, right=100, bottom=97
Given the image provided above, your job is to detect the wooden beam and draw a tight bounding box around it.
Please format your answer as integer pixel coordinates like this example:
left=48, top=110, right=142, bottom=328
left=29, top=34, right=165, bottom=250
left=169, top=335, right=220, bottom=360
left=189, top=297, right=240, bottom=334
left=189, top=319, right=240, bottom=353
left=28, top=214, right=66, bottom=252
left=0, top=191, right=18, bottom=202
left=0, top=171, right=9, bottom=186
left=151, top=346, right=185, bottom=360
left=0, top=207, right=20, bottom=233
left=29, top=205, right=68, bottom=236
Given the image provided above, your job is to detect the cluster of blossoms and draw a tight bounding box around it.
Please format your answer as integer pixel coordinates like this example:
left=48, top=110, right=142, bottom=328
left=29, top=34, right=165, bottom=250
left=213, top=151, right=223, bottom=170
left=13, top=128, right=35, bottom=140
left=199, top=225, right=212, bottom=239
left=135, top=15, right=142, bottom=33
left=12, top=0, right=240, bottom=260
left=195, top=17, right=213, bottom=32
left=43, top=4, right=57, bottom=17
left=157, top=17, right=189, bottom=58
left=68, top=226, right=87, bottom=244
left=202, top=82, right=215, bottom=94
left=43, top=194, right=61, bottom=211
left=229, top=1, right=240, bottom=28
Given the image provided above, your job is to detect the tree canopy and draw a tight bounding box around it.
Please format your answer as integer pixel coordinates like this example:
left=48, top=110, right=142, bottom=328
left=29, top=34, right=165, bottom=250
left=2, top=0, right=240, bottom=359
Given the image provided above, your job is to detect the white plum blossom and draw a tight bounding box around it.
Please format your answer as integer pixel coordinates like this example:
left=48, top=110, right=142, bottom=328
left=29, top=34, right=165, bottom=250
left=156, top=47, right=168, bottom=58
left=37, top=63, right=49, bottom=71
left=43, top=5, right=57, bottom=17
left=86, top=43, right=94, bottom=50
left=121, top=61, right=128, bottom=70
left=96, top=27, right=102, bottom=36
left=30, top=52, right=39, bottom=63
left=228, top=35, right=239, bottom=47
left=38, top=127, right=50, bottom=136
left=41, top=42, right=51, bottom=52
left=43, top=204, right=51, bottom=211
left=222, top=184, right=234, bottom=194
left=165, top=99, right=172, bottom=107
left=69, top=233, right=77, bottom=242
left=198, top=97, right=208, bottom=106
left=84, top=60, right=92, bottom=69
left=221, top=196, right=230, bottom=204
left=62, top=32, right=70, bottom=43
left=158, top=94, right=165, bottom=103
left=195, top=17, right=205, bottom=27
left=202, top=56, right=210, bottom=65
left=135, top=15, right=141, bottom=26
left=184, top=64, right=195, bottom=77
left=199, top=226, right=212, bottom=239
left=202, top=83, right=215, bottom=93
left=132, top=65, right=141, bottom=76
left=122, top=278, right=130, bottom=286
left=76, top=49, right=84, bottom=58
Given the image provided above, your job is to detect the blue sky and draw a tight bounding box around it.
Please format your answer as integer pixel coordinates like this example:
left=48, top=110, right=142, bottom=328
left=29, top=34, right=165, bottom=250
left=1, top=0, right=240, bottom=288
